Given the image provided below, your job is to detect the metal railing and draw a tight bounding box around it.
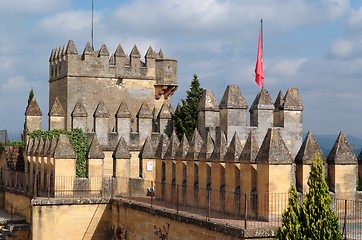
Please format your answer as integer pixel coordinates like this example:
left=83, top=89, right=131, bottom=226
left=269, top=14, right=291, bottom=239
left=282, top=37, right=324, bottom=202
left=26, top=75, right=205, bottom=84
left=1, top=170, right=362, bottom=238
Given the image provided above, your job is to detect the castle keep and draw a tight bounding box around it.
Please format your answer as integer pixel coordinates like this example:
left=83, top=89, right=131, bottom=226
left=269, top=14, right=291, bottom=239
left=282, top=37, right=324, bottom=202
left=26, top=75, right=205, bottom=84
left=0, top=40, right=359, bottom=239
left=48, top=40, right=177, bottom=135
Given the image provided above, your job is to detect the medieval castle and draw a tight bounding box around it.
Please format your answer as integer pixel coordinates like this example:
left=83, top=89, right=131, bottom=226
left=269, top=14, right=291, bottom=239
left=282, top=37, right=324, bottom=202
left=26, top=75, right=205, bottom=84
left=0, top=39, right=360, bottom=239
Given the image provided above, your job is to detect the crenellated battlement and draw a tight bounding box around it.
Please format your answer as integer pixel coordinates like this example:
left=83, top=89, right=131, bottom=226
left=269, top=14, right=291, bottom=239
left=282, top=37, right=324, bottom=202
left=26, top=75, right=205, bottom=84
left=28, top=84, right=303, bottom=157
left=196, top=85, right=303, bottom=158
left=49, top=40, right=177, bottom=88
left=48, top=40, right=178, bottom=132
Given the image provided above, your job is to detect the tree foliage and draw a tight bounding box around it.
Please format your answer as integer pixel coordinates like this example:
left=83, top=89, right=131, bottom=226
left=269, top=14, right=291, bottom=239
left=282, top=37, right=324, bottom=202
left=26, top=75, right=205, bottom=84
left=173, top=74, right=203, bottom=139
left=276, top=184, right=303, bottom=239
left=276, top=155, right=342, bottom=240
left=302, top=155, right=342, bottom=239
left=27, top=87, right=34, bottom=106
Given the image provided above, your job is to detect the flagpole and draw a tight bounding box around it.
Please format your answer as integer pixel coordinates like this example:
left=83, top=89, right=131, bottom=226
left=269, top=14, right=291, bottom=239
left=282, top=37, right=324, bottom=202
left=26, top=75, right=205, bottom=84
left=260, top=19, right=263, bottom=49
left=91, top=0, right=94, bottom=51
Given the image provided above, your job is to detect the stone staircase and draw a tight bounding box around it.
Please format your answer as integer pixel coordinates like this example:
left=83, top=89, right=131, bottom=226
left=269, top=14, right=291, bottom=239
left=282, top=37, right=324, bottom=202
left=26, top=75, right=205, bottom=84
left=0, top=209, right=30, bottom=240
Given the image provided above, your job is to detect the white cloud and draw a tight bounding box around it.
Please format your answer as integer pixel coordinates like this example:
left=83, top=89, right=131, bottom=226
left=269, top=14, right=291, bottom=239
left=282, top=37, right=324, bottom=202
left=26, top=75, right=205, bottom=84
left=1, top=76, right=29, bottom=93
left=1, top=0, right=362, bottom=137
left=38, top=10, right=91, bottom=37
left=348, top=5, right=362, bottom=29
left=109, top=0, right=349, bottom=37
left=0, top=0, right=70, bottom=14
left=330, top=39, right=354, bottom=57
left=0, top=57, right=13, bottom=71
left=268, top=58, right=308, bottom=78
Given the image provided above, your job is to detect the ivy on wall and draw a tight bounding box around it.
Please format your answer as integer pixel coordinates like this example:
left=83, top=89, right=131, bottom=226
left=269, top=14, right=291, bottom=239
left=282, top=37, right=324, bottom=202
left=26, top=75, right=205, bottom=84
left=28, top=128, right=90, bottom=178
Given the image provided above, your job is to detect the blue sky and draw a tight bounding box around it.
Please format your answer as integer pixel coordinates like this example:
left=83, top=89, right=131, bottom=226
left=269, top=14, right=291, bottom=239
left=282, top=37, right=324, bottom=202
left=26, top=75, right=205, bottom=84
left=1, top=0, right=362, bottom=139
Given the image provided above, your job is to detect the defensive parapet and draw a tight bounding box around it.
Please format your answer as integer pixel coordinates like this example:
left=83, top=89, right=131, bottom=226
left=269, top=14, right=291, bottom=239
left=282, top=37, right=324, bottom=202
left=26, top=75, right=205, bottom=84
left=196, top=85, right=303, bottom=158
left=49, top=40, right=177, bottom=131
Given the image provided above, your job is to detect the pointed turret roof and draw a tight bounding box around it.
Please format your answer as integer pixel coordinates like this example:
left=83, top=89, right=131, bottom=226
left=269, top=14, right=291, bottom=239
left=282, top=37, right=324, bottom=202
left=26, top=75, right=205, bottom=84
left=87, top=136, right=104, bottom=159
left=157, top=102, right=172, bottom=119
left=274, top=91, right=284, bottom=110
left=358, top=150, right=362, bottom=164
left=155, top=134, right=170, bottom=159
left=35, top=138, right=45, bottom=157
left=210, top=131, right=227, bottom=161
left=25, top=97, right=42, bottom=116
left=224, top=133, right=243, bottom=162
left=116, top=102, right=131, bottom=118
left=31, top=137, right=40, bottom=156
left=26, top=138, right=34, bottom=155
left=41, top=138, right=51, bottom=156
left=94, top=100, right=109, bottom=118
left=175, top=134, right=190, bottom=159
left=327, top=131, right=357, bottom=165
left=47, top=137, right=58, bottom=157
left=164, top=131, right=180, bottom=159
left=295, top=130, right=325, bottom=164
left=249, top=88, right=274, bottom=112
left=130, top=45, right=141, bottom=57
left=137, top=102, right=153, bottom=119
left=50, top=49, right=55, bottom=61
left=49, top=97, right=65, bottom=117
left=255, top=128, right=293, bottom=164
left=240, top=131, right=259, bottom=163
left=219, top=85, right=248, bottom=109
left=281, top=87, right=303, bottom=111
left=71, top=101, right=88, bottom=117
left=114, top=44, right=126, bottom=57
left=83, top=42, right=93, bottom=55
left=113, top=137, right=131, bottom=159
left=197, top=90, right=219, bottom=111
left=65, top=40, right=78, bottom=55
left=158, top=49, right=164, bottom=58
left=198, top=131, right=214, bottom=161
left=98, top=44, right=110, bottom=56
left=61, top=46, right=66, bottom=57
left=54, top=48, right=59, bottom=60
left=54, top=134, right=76, bottom=159
left=56, top=47, right=62, bottom=59
left=186, top=129, right=204, bottom=160
left=139, top=137, right=155, bottom=159
left=145, top=46, right=155, bottom=59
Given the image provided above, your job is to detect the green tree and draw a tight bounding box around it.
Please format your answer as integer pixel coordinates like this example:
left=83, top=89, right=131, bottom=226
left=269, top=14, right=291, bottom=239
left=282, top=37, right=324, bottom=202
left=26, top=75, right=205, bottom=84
left=27, top=87, right=34, bottom=106
left=276, top=155, right=342, bottom=239
left=276, top=184, right=303, bottom=239
left=302, top=155, right=342, bottom=239
left=173, top=74, right=203, bottom=139
left=25, top=87, right=35, bottom=132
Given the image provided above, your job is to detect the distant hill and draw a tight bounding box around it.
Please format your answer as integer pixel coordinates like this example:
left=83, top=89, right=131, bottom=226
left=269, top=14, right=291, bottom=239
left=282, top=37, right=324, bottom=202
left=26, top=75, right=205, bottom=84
left=303, top=133, right=362, bottom=157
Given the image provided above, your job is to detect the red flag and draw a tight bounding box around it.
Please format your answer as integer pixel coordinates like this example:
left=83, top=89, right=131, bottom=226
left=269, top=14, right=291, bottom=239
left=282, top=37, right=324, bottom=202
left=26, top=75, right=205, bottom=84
left=255, top=31, right=264, bottom=88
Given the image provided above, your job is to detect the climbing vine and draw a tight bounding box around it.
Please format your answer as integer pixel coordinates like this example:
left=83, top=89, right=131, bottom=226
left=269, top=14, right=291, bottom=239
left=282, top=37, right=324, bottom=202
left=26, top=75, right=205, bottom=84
left=28, top=128, right=65, bottom=140
left=28, top=128, right=89, bottom=178
left=66, top=128, right=89, bottom=178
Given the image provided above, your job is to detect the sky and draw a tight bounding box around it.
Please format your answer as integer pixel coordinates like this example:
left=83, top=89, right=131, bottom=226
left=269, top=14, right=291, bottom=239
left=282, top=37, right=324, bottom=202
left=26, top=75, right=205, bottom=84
left=1, top=0, right=362, bottom=139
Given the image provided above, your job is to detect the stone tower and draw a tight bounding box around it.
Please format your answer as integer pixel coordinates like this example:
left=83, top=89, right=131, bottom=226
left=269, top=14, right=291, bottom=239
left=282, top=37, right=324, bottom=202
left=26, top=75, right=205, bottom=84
left=49, top=40, right=178, bottom=135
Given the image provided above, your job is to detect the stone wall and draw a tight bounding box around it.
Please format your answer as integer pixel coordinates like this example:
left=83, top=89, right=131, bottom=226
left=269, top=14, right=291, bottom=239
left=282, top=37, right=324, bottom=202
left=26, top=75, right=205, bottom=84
left=31, top=198, right=111, bottom=240
left=4, top=192, right=31, bottom=223
left=111, top=199, right=276, bottom=240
